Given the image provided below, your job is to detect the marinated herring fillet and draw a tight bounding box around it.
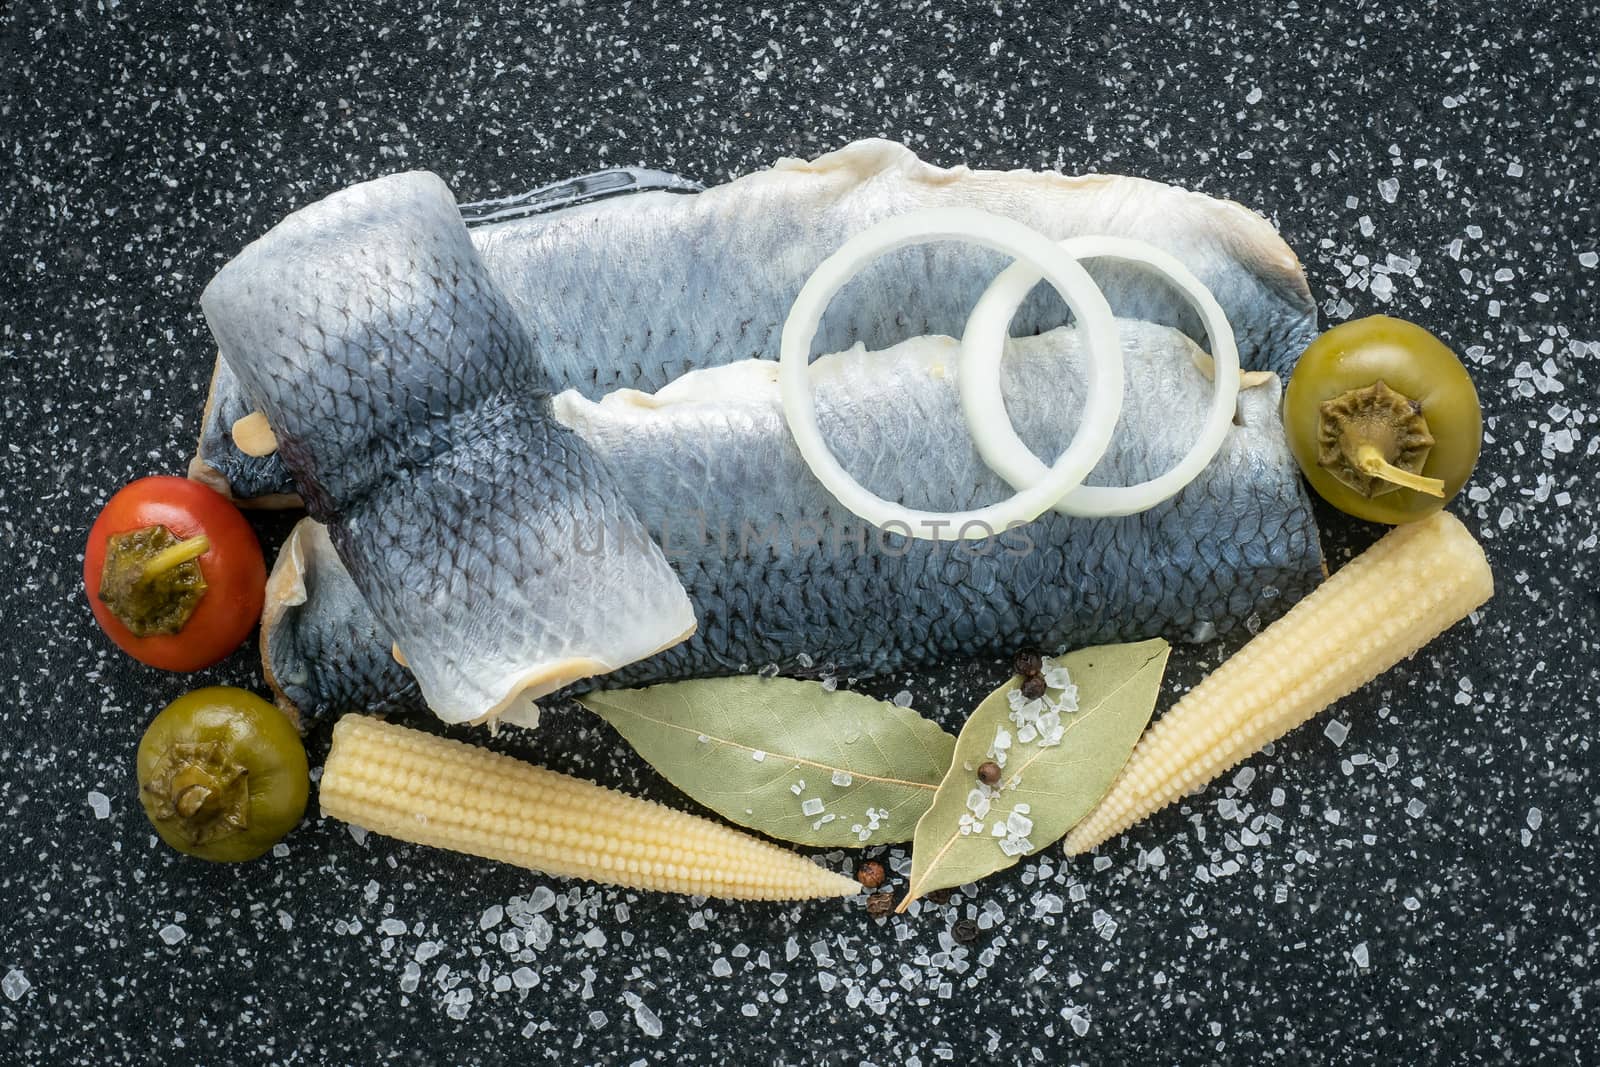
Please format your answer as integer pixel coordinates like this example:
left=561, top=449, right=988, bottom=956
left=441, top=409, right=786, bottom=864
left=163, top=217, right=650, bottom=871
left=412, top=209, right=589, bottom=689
left=261, top=320, right=1324, bottom=724
left=193, top=139, right=1317, bottom=502
left=201, top=172, right=695, bottom=725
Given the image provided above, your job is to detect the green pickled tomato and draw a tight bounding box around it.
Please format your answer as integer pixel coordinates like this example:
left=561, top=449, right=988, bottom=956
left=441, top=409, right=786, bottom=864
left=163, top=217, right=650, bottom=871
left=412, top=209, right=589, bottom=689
left=1285, top=316, right=1482, bottom=524
left=136, top=686, right=309, bottom=862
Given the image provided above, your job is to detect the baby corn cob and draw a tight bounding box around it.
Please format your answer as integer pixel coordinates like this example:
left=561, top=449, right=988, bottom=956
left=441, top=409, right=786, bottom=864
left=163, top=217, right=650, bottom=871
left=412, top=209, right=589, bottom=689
left=1066, top=510, right=1493, bottom=854
left=321, top=715, right=858, bottom=901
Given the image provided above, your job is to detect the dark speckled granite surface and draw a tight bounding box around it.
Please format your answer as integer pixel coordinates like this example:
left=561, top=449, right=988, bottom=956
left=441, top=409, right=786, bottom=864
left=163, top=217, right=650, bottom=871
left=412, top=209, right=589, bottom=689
left=3, top=2, right=1597, bottom=1063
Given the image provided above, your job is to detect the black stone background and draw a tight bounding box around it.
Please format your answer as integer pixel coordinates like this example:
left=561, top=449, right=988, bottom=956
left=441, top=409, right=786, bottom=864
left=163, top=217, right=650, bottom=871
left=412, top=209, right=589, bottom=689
left=3, top=2, right=1597, bottom=1063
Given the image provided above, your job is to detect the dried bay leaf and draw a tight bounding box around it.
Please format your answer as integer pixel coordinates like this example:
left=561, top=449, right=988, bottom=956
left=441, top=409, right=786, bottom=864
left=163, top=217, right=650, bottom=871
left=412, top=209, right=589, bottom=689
left=902, top=638, right=1170, bottom=907
left=581, top=676, right=956, bottom=848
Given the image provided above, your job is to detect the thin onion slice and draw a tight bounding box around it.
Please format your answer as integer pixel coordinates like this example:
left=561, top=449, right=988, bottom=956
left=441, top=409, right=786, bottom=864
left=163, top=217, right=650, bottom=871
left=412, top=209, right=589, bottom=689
left=778, top=209, right=1123, bottom=541
left=959, top=235, right=1242, bottom=517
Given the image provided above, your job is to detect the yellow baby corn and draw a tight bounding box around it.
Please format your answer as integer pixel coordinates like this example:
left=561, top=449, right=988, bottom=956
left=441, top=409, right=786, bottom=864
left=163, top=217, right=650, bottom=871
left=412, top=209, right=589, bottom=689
left=321, top=715, right=858, bottom=901
left=1066, top=510, right=1493, bottom=854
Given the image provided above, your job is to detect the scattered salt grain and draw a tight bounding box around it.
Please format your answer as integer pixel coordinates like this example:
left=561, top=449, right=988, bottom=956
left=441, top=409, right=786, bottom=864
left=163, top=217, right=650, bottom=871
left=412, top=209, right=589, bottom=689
left=751, top=750, right=767, bottom=762
left=1579, top=251, right=1598, bottom=268
left=1324, top=720, right=1349, bottom=747
left=831, top=770, right=853, bottom=787
left=1378, top=177, right=1399, bottom=202
left=582, top=928, right=607, bottom=949
left=712, top=958, right=733, bottom=978
left=1527, top=807, right=1543, bottom=831
left=512, top=966, right=537, bottom=990
left=801, top=798, right=825, bottom=817
left=790, top=781, right=804, bottom=795
left=399, top=962, right=421, bottom=993
left=966, top=789, right=992, bottom=821
left=3, top=969, right=30, bottom=1001
left=1406, top=799, right=1427, bottom=818
left=1352, top=942, right=1370, bottom=968
left=87, top=790, right=111, bottom=819
left=158, top=924, right=186, bottom=945
left=479, top=905, right=504, bottom=930
left=380, top=918, right=407, bottom=937
left=627, top=993, right=664, bottom=1037
left=893, top=690, right=913, bottom=707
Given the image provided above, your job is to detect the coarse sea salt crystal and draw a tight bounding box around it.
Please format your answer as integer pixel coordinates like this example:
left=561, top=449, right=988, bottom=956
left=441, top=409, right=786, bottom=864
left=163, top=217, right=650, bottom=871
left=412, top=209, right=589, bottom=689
left=1527, top=808, right=1543, bottom=831
left=380, top=918, right=407, bottom=936
left=158, top=924, right=186, bottom=945
left=87, top=790, right=111, bottom=819
left=1325, top=720, right=1349, bottom=746
left=801, top=798, right=825, bottom=816
left=751, top=750, right=766, bottom=762
left=512, top=966, right=537, bottom=989
left=632, top=998, right=664, bottom=1037
left=480, top=905, right=504, bottom=930
left=1379, top=177, right=1399, bottom=202
left=582, top=928, right=607, bottom=949
left=2, top=969, right=30, bottom=1001
left=1352, top=942, right=1371, bottom=968
left=832, top=770, right=853, bottom=787
left=712, top=958, right=733, bottom=978
left=966, top=789, right=991, bottom=820
left=1000, top=835, right=1032, bottom=857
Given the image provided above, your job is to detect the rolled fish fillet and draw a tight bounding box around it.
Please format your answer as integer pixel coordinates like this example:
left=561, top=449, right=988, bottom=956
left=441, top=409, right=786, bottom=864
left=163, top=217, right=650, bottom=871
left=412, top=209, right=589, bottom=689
left=261, top=321, right=1325, bottom=725
left=202, top=173, right=696, bottom=724
left=193, top=139, right=1316, bottom=502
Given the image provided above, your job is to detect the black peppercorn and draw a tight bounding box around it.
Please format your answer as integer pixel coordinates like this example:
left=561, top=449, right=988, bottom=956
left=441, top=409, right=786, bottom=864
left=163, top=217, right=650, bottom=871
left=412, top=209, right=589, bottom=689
left=855, top=860, right=886, bottom=889
left=1020, top=674, right=1047, bottom=700
left=1012, top=650, right=1043, bottom=677
left=976, top=760, right=1002, bottom=787
left=925, top=888, right=953, bottom=905
left=951, top=918, right=980, bottom=944
left=865, top=891, right=896, bottom=918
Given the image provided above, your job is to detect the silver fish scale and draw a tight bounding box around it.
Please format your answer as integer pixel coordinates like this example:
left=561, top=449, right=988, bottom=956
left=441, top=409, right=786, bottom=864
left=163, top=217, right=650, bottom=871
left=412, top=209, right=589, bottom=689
left=194, top=141, right=1317, bottom=501
left=263, top=323, right=1322, bottom=722
left=202, top=171, right=693, bottom=723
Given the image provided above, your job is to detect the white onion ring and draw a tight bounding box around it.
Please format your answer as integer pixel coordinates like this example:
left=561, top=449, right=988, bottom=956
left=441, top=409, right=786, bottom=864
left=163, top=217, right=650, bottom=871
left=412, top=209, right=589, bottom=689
left=778, top=209, right=1124, bottom=541
left=959, top=235, right=1242, bottom=517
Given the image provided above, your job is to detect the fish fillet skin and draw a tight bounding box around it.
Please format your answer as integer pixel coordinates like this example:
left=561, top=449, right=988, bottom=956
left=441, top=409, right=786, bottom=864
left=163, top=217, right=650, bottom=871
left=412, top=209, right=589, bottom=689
left=261, top=320, right=1323, bottom=725
left=194, top=138, right=1316, bottom=502
left=202, top=172, right=695, bottom=724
